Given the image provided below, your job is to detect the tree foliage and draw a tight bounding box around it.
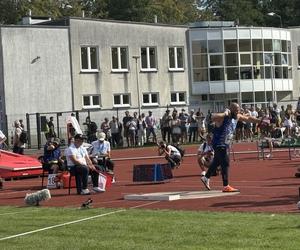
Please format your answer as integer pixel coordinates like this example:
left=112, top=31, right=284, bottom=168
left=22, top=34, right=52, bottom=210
left=0, top=0, right=299, bottom=27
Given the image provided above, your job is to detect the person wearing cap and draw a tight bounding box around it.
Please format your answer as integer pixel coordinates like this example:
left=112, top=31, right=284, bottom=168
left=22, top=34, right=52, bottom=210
left=65, top=134, right=96, bottom=195
left=89, top=132, right=115, bottom=176
left=43, top=138, right=64, bottom=174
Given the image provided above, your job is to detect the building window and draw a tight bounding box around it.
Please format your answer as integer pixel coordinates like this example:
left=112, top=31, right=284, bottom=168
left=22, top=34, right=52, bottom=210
left=209, top=54, right=223, bottom=66
left=82, top=95, right=100, bottom=108
left=143, top=93, right=159, bottom=106
left=193, top=69, right=208, bottom=81
left=141, top=47, right=157, bottom=71
left=111, top=47, right=128, bottom=71
left=81, top=46, right=98, bottom=71
left=239, top=39, right=251, bottom=52
left=171, top=92, right=186, bottom=104
left=252, top=39, right=263, bottom=51
left=210, top=68, right=224, bottom=81
left=208, top=40, right=223, bottom=53
left=192, top=40, right=207, bottom=53
left=169, top=47, right=184, bottom=70
left=225, top=53, right=238, bottom=66
left=225, top=68, right=239, bottom=80
left=113, top=94, right=130, bottom=107
left=240, top=53, right=251, bottom=65
left=224, top=39, right=237, bottom=52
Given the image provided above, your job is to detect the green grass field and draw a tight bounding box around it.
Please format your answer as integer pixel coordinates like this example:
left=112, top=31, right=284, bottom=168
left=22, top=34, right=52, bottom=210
left=0, top=206, right=299, bottom=250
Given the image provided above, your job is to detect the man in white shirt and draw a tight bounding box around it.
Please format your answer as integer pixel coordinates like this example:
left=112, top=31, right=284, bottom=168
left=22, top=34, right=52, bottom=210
left=65, top=134, right=96, bottom=195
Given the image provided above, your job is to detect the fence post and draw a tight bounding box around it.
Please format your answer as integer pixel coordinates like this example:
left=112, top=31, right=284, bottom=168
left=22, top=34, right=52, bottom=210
left=26, top=113, right=31, bottom=149
left=36, top=113, right=41, bottom=149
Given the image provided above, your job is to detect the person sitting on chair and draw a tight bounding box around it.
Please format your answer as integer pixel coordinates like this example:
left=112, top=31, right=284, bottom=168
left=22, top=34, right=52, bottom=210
left=157, top=141, right=182, bottom=169
left=65, top=134, right=97, bottom=195
left=43, top=138, right=64, bottom=174
left=89, top=132, right=115, bottom=175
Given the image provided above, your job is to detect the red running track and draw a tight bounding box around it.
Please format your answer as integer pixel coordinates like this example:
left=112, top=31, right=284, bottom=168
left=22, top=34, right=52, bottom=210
left=0, top=142, right=299, bottom=213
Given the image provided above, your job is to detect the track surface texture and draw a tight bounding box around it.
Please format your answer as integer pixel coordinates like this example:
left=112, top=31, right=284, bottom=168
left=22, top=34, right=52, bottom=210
left=1, top=142, right=299, bottom=213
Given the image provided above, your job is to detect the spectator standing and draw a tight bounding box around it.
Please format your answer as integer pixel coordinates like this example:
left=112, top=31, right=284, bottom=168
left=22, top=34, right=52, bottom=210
left=145, top=111, right=157, bottom=143
left=47, top=116, right=56, bottom=139
left=137, top=114, right=146, bottom=146
left=122, top=111, right=131, bottom=147
left=100, top=117, right=111, bottom=143
left=161, top=110, right=172, bottom=143
left=170, top=113, right=181, bottom=144
left=126, top=116, right=137, bottom=147
left=188, top=109, right=198, bottom=143
left=109, top=116, right=121, bottom=148
left=83, top=116, right=98, bottom=143
left=178, top=109, right=188, bottom=144
left=13, top=120, right=25, bottom=155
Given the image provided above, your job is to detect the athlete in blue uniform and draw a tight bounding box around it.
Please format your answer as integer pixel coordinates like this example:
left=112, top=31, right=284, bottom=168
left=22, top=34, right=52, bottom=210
left=201, top=103, right=264, bottom=192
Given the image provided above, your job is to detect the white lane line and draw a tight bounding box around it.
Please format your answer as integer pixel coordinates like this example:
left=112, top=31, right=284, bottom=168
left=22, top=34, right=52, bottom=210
left=0, top=210, right=39, bottom=216
left=0, top=200, right=160, bottom=241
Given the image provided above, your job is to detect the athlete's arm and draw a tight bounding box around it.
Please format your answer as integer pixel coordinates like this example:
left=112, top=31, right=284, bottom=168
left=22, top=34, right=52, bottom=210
left=238, top=113, right=262, bottom=124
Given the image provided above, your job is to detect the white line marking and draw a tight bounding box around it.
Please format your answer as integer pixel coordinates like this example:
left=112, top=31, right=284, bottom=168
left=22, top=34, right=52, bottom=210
left=0, top=201, right=160, bottom=241
left=0, top=210, right=39, bottom=216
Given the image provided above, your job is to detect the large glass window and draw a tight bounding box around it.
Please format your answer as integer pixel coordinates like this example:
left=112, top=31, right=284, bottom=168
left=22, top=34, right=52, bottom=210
left=111, top=47, right=128, bottom=71
left=193, top=69, right=208, bottom=81
left=273, top=40, right=281, bottom=52
left=281, top=40, right=287, bottom=52
left=275, top=67, right=282, bottom=78
left=224, top=39, right=237, bottom=52
left=282, top=67, right=288, bottom=79
left=210, top=54, right=223, bottom=66
left=253, top=66, right=264, bottom=79
left=264, top=53, right=273, bottom=65
left=253, top=53, right=263, bottom=66
left=192, top=40, right=207, bottom=53
left=274, top=53, right=281, bottom=65
left=240, top=67, right=252, bottom=79
left=265, top=66, right=271, bottom=78
left=239, top=39, right=251, bottom=51
left=240, top=53, right=251, bottom=65
left=193, top=55, right=208, bottom=68
left=208, top=40, right=223, bottom=53
left=264, top=39, right=273, bottom=51
left=281, top=54, right=288, bottom=65
left=81, top=46, right=98, bottom=71
left=225, top=53, right=238, bottom=66
left=141, top=47, right=157, bottom=70
left=210, top=68, right=224, bottom=81
left=252, top=39, right=263, bottom=51
left=225, top=68, right=239, bottom=80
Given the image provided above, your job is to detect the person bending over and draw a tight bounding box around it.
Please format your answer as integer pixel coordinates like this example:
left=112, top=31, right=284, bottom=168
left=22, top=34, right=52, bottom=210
left=158, top=141, right=182, bottom=169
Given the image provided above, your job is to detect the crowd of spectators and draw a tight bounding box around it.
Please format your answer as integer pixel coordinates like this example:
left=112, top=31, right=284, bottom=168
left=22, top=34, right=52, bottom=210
left=81, top=101, right=300, bottom=149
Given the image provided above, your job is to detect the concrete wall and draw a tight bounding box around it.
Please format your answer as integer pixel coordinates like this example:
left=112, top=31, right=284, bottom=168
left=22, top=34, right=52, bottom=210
left=0, top=26, right=73, bottom=133
left=290, top=28, right=300, bottom=99
left=69, top=18, right=190, bottom=120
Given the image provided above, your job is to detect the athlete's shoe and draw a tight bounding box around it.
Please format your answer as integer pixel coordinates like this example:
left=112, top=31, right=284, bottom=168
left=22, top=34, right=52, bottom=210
left=222, top=185, right=239, bottom=192
left=201, top=176, right=210, bottom=190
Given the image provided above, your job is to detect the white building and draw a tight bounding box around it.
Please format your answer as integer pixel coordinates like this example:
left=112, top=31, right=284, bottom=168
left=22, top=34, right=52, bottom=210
left=1, top=18, right=300, bottom=147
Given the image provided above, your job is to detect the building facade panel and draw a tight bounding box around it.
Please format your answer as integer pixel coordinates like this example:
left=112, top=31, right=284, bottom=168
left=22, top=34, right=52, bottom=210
left=0, top=26, right=72, bottom=133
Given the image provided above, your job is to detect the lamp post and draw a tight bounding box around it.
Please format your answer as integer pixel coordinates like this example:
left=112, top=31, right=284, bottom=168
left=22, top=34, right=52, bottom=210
left=270, top=54, right=277, bottom=104
left=267, top=12, right=282, bottom=28
left=132, top=55, right=141, bottom=115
